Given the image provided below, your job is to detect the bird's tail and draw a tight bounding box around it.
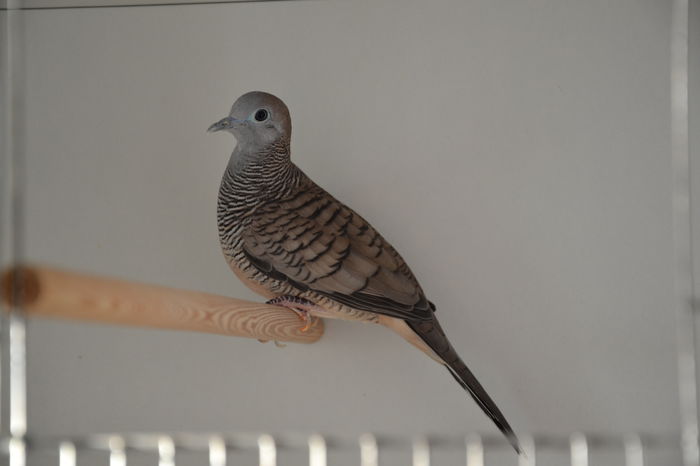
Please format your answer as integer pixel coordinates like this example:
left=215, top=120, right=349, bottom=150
left=406, top=316, right=522, bottom=454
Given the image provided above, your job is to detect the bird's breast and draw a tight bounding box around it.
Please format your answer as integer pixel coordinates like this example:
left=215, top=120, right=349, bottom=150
left=217, top=172, right=259, bottom=251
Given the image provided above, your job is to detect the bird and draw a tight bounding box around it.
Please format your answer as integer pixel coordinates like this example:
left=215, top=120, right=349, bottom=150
left=209, top=91, right=521, bottom=454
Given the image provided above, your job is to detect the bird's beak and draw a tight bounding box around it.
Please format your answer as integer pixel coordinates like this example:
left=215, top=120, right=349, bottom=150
left=207, top=116, right=237, bottom=133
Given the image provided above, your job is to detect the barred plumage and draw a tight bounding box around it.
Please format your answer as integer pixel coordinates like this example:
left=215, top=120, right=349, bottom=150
left=210, top=91, right=521, bottom=454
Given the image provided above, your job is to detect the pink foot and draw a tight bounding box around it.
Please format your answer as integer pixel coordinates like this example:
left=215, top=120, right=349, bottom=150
left=266, top=295, right=321, bottom=332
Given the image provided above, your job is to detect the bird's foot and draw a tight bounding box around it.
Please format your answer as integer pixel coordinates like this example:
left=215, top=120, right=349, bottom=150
left=266, top=295, right=320, bottom=333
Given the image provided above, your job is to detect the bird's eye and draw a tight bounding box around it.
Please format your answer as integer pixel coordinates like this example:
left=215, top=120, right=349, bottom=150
left=254, top=109, right=269, bottom=122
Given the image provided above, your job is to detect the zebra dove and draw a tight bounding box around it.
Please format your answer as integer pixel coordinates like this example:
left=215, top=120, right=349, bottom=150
left=209, top=91, right=521, bottom=453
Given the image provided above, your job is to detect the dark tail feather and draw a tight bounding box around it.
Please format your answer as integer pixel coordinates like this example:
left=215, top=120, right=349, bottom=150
left=406, top=316, right=522, bottom=454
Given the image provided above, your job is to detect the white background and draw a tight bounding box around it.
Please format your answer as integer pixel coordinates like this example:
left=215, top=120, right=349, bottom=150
left=6, top=0, right=696, bottom=464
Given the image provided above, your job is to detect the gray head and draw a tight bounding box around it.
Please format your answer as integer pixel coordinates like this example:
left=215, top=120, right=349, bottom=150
left=208, top=91, right=292, bottom=152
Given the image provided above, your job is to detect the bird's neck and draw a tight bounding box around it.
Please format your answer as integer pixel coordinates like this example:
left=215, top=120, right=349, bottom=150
left=229, top=139, right=290, bottom=172
left=224, top=139, right=301, bottom=197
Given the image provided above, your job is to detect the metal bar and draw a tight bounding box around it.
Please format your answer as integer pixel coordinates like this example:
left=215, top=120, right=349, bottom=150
left=8, top=314, right=25, bottom=438
left=0, top=0, right=306, bottom=10
left=8, top=436, right=24, bottom=466
left=109, top=436, right=126, bottom=466
left=570, top=433, right=588, bottom=466
left=59, top=441, right=77, bottom=466
left=412, top=436, right=430, bottom=466
left=672, top=0, right=700, bottom=464
left=2, top=0, right=26, bottom=446
left=158, top=435, right=175, bottom=466
left=518, top=435, right=536, bottom=466
left=624, top=434, right=644, bottom=466
left=359, top=433, right=378, bottom=466
left=465, top=435, right=483, bottom=466
left=209, top=436, right=226, bottom=466
left=308, top=434, right=326, bottom=466
left=0, top=431, right=685, bottom=459
left=258, top=434, right=276, bottom=466
left=0, top=0, right=9, bottom=441
left=5, top=3, right=26, bottom=457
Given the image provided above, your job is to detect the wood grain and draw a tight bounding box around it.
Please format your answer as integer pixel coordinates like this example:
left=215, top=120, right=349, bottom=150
left=0, top=265, right=323, bottom=343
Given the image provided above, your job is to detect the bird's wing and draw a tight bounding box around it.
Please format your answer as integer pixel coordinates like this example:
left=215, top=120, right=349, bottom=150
left=242, top=183, right=434, bottom=321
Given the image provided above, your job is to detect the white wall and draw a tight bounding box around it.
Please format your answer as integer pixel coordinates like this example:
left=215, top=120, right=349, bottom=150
left=16, top=1, right=683, bottom=465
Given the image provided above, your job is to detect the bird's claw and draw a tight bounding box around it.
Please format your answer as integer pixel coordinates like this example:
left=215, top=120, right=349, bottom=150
left=299, top=314, right=316, bottom=333
left=289, top=307, right=314, bottom=332
left=266, top=295, right=318, bottom=332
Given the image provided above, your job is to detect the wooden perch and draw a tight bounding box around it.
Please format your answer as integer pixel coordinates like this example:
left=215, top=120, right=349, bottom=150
left=0, top=265, right=323, bottom=344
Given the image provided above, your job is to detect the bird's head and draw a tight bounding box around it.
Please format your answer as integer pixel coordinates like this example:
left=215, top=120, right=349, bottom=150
left=208, top=91, right=291, bottom=151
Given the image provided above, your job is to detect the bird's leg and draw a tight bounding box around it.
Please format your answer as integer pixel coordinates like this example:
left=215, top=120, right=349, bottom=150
left=266, top=295, right=321, bottom=332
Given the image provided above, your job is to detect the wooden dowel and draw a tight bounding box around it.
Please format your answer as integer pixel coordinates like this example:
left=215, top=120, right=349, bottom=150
left=0, top=265, right=323, bottom=344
